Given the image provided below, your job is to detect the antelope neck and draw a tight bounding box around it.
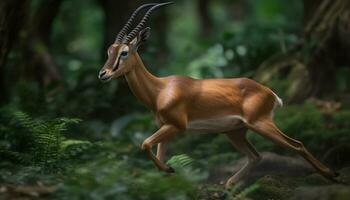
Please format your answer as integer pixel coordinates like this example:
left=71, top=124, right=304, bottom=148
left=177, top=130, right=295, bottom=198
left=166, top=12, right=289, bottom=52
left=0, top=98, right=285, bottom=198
left=124, top=53, right=163, bottom=111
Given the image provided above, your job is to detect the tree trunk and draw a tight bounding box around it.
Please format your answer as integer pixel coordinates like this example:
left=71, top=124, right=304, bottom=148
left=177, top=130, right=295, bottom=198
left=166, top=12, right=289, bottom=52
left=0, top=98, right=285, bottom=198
left=254, top=0, right=350, bottom=103
left=0, top=0, right=28, bottom=104
left=290, top=0, right=350, bottom=102
left=197, top=0, right=212, bottom=37
left=20, top=0, right=63, bottom=85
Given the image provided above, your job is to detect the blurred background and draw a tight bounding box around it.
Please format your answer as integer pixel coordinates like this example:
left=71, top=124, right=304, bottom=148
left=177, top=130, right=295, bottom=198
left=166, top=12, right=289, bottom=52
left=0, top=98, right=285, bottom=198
left=1, top=0, right=350, bottom=199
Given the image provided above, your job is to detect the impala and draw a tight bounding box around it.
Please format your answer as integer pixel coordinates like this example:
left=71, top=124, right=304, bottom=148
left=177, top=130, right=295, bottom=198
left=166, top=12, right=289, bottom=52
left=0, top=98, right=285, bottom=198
left=98, top=2, right=338, bottom=187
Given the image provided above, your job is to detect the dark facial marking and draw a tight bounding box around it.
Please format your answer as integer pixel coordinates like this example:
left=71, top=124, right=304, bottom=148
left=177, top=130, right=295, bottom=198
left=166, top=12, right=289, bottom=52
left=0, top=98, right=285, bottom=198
left=112, top=56, right=121, bottom=72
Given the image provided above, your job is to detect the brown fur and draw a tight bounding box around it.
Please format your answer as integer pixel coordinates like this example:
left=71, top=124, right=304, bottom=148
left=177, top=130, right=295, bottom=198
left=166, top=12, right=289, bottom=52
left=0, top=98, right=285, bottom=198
left=99, top=43, right=337, bottom=187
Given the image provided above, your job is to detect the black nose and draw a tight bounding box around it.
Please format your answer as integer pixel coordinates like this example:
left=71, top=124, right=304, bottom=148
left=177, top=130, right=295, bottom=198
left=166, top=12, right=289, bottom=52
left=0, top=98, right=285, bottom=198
left=99, top=70, right=106, bottom=79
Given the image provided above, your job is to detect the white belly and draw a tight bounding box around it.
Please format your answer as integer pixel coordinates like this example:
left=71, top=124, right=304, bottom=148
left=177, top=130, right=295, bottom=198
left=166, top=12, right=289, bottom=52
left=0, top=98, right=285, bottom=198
left=186, top=115, right=246, bottom=133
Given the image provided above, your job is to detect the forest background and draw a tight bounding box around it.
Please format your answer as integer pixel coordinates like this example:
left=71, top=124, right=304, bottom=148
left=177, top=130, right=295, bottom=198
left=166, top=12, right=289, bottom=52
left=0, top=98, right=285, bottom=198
left=1, top=0, right=350, bottom=199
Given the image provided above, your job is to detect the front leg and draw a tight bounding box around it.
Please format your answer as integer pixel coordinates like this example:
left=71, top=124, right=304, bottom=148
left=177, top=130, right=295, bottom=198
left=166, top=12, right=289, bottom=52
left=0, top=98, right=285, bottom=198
left=156, top=141, right=169, bottom=161
left=141, top=124, right=179, bottom=173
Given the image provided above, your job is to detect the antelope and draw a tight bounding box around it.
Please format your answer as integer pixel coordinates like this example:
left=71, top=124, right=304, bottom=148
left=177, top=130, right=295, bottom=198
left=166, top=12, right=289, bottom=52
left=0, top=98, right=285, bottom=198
left=98, top=2, right=338, bottom=187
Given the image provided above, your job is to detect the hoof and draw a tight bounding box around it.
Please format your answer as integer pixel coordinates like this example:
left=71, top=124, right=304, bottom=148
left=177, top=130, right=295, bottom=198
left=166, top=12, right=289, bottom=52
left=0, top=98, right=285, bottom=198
left=165, top=166, right=175, bottom=173
left=327, top=170, right=339, bottom=178
left=224, top=181, right=235, bottom=188
left=323, top=170, right=343, bottom=183
left=225, top=178, right=243, bottom=189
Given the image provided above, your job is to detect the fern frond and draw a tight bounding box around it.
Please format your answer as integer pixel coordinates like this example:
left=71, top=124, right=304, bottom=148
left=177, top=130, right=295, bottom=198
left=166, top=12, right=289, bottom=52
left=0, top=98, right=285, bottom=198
left=8, top=110, right=82, bottom=168
left=166, top=154, right=193, bottom=168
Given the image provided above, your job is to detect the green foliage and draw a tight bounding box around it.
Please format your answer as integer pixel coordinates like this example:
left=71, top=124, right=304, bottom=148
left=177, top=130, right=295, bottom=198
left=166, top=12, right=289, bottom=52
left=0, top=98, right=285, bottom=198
left=246, top=175, right=299, bottom=200
left=187, top=44, right=234, bottom=78
left=167, top=154, right=194, bottom=169
left=2, top=102, right=350, bottom=199
left=228, top=183, right=260, bottom=200
left=0, top=107, right=87, bottom=169
left=56, top=150, right=198, bottom=200
left=62, top=139, right=93, bottom=159
left=52, top=0, right=103, bottom=71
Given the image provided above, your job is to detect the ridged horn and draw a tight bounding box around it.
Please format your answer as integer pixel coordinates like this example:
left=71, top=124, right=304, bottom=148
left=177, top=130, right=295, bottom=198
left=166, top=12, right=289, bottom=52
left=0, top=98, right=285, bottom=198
left=124, top=2, right=173, bottom=44
left=115, top=3, right=157, bottom=43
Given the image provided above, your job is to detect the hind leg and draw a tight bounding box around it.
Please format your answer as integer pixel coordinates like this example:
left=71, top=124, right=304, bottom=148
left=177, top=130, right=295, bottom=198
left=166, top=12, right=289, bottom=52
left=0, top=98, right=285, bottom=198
left=225, top=127, right=261, bottom=187
left=247, top=118, right=337, bottom=179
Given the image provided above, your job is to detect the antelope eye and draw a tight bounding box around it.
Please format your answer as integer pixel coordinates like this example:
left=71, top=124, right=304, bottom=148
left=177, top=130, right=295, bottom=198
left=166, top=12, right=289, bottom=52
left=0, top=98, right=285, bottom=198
left=120, top=51, right=128, bottom=57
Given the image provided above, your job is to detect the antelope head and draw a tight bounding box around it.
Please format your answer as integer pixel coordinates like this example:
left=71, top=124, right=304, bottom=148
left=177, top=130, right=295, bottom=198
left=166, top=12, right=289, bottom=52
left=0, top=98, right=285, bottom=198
left=98, top=2, right=173, bottom=82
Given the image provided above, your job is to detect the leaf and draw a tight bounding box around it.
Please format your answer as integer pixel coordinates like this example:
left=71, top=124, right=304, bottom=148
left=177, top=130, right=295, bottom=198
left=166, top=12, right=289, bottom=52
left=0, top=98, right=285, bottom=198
left=166, top=154, right=193, bottom=169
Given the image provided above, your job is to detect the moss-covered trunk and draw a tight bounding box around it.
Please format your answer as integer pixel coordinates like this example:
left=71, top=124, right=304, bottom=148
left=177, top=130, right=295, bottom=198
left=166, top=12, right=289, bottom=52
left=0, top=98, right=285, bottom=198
left=291, top=0, right=350, bottom=102
left=0, top=0, right=28, bottom=104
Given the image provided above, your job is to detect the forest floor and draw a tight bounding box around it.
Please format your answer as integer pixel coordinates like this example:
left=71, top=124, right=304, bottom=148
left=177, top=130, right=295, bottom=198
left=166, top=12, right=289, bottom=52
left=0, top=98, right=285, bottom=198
left=199, top=152, right=350, bottom=200
left=1, top=103, right=350, bottom=200
left=1, top=147, right=350, bottom=200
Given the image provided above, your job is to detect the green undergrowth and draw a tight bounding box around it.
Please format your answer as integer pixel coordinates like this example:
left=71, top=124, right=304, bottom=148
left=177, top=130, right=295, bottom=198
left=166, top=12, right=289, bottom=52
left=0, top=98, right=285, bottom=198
left=0, top=107, right=205, bottom=199
left=1, top=103, right=350, bottom=199
left=0, top=107, right=86, bottom=170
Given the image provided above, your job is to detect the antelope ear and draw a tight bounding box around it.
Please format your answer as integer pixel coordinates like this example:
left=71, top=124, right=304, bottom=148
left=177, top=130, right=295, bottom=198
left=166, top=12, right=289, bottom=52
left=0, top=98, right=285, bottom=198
left=130, top=27, right=151, bottom=51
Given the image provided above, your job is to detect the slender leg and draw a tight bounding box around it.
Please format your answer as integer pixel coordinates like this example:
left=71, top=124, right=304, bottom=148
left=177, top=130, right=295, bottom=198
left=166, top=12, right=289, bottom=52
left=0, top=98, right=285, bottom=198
left=156, top=141, right=168, bottom=161
left=225, top=127, right=261, bottom=187
left=247, top=119, right=337, bottom=179
left=141, top=124, right=179, bottom=173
